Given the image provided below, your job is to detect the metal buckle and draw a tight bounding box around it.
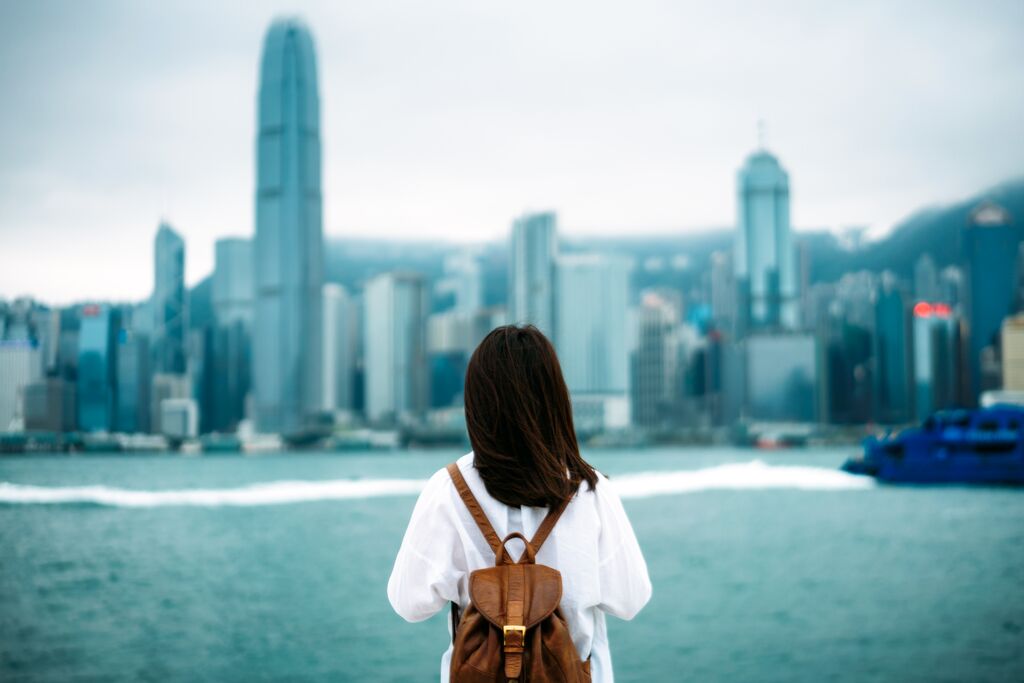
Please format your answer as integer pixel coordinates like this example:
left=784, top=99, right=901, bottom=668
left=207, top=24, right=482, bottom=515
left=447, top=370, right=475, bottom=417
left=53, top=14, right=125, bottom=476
left=503, top=624, right=526, bottom=646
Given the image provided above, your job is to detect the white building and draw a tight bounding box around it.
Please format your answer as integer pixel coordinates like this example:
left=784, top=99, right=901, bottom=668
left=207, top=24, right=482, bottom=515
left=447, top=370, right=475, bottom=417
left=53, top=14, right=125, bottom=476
left=509, top=212, right=557, bottom=337
left=322, top=283, right=358, bottom=413
left=554, top=253, right=632, bottom=430
left=0, top=341, right=43, bottom=431
left=363, top=273, right=429, bottom=424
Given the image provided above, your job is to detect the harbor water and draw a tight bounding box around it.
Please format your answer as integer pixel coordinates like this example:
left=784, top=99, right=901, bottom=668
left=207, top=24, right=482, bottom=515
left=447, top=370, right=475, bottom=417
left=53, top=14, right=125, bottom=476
left=1, top=448, right=1022, bottom=682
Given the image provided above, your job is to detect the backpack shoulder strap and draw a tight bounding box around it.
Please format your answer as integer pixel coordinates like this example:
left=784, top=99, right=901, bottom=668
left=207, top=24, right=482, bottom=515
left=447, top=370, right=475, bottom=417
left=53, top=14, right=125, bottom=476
left=529, top=494, right=571, bottom=554
left=446, top=462, right=503, bottom=556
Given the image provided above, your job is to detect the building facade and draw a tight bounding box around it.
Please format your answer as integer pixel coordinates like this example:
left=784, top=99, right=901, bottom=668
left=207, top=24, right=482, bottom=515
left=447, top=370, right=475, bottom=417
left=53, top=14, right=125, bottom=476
left=509, top=212, right=557, bottom=337
left=363, top=273, right=429, bottom=424
left=734, top=150, right=798, bottom=333
left=253, top=18, right=325, bottom=437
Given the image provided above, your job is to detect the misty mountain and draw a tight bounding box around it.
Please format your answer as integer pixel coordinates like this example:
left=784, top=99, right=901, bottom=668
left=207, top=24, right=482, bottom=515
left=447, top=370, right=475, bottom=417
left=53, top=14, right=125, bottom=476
left=189, top=176, right=1024, bottom=330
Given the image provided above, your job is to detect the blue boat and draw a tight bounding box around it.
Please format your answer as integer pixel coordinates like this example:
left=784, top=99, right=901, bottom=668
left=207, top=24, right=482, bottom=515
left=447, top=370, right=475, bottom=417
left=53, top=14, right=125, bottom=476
left=841, top=404, right=1024, bottom=484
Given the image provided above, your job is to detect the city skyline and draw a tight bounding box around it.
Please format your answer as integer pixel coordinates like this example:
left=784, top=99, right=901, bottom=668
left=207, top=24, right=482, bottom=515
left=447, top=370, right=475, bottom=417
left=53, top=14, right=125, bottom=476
left=2, top=1, right=1023, bottom=303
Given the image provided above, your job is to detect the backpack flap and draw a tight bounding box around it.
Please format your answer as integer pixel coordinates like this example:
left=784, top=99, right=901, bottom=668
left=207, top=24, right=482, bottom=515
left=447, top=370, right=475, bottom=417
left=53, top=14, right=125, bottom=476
left=468, top=563, right=563, bottom=629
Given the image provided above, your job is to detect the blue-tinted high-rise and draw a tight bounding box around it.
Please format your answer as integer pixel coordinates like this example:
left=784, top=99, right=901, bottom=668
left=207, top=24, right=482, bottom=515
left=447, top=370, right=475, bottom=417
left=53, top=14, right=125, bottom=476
left=509, top=212, right=557, bottom=338
left=253, top=18, right=324, bottom=437
left=735, top=150, right=797, bottom=332
left=963, top=201, right=1017, bottom=403
left=152, top=223, right=187, bottom=374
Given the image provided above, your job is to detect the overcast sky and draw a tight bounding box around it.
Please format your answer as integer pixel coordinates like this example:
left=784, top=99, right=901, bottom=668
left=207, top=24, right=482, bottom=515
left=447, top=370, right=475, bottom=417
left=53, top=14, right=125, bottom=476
left=1, top=0, right=1022, bottom=305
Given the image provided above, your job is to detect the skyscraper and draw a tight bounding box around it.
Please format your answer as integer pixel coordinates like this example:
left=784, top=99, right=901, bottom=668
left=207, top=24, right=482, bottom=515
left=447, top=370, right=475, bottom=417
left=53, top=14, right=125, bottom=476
left=554, top=253, right=631, bottom=431
left=509, top=212, right=557, bottom=337
left=963, top=201, right=1016, bottom=403
left=253, top=18, right=324, bottom=437
left=77, top=304, right=120, bottom=432
left=912, top=302, right=960, bottom=420
left=630, top=291, right=679, bottom=428
left=322, top=283, right=357, bottom=414
left=734, top=149, right=797, bottom=332
left=363, top=273, right=429, bottom=424
left=212, top=238, right=253, bottom=431
left=872, top=273, right=913, bottom=424
left=152, top=222, right=187, bottom=374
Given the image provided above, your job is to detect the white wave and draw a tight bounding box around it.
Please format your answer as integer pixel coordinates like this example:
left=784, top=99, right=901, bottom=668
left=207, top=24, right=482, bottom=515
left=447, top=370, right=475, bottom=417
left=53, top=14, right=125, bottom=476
left=612, top=460, right=874, bottom=499
left=0, top=478, right=426, bottom=508
left=0, top=461, right=872, bottom=508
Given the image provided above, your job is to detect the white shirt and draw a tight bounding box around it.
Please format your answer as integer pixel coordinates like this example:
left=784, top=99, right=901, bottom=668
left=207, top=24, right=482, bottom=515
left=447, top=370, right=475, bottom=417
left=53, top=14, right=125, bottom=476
left=387, top=452, right=652, bottom=683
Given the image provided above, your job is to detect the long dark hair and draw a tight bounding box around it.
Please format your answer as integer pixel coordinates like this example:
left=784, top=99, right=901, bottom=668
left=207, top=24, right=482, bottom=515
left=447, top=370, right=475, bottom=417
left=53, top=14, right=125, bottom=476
left=464, top=324, right=598, bottom=508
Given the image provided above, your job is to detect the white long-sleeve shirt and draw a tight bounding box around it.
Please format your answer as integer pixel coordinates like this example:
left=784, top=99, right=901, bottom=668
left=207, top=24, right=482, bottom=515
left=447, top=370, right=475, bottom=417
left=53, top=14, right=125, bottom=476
left=387, top=451, right=652, bottom=682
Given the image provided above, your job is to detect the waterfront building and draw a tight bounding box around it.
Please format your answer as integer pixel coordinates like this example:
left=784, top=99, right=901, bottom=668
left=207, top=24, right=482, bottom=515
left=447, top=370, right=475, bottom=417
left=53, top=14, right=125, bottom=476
left=24, top=378, right=76, bottom=432
left=912, top=302, right=961, bottom=420
left=116, top=329, right=151, bottom=433
left=742, top=333, right=821, bottom=423
left=554, top=253, right=631, bottom=429
left=914, top=253, right=940, bottom=303
left=150, top=373, right=191, bottom=436
left=509, top=211, right=557, bottom=337
left=441, top=251, right=483, bottom=316
left=0, top=340, right=43, bottom=431
left=939, top=265, right=964, bottom=310
left=152, top=222, right=187, bottom=374
left=709, top=250, right=735, bottom=332
left=1002, top=315, right=1024, bottom=391
left=253, top=18, right=325, bottom=437
left=734, top=148, right=798, bottom=333
left=212, top=238, right=254, bottom=431
left=77, top=304, right=121, bottom=432
left=872, top=273, right=913, bottom=424
left=630, top=291, right=680, bottom=428
left=322, top=283, right=358, bottom=413
left=963, top=201, right=1017, bottom=403
left=363, top=273, right=429, bottom=424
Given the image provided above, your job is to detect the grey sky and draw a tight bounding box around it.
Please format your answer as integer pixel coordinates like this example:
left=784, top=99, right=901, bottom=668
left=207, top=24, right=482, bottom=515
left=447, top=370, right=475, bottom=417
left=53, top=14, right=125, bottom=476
left=1, top=0, right=1022, bottom=304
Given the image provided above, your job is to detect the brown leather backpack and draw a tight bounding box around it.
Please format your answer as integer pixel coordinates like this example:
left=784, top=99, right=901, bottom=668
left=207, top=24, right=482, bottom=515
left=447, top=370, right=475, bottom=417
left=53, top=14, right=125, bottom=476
left=446, top=463, right=591, bottom=683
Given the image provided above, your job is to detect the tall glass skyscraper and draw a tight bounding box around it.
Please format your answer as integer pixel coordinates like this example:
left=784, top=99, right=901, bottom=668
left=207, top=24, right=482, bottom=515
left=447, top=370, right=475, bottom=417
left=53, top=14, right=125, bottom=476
left=253, top=18, right=324, bottom=436
left=872, top=273, right=913, bottom=424
left=509, top=212, right=557, bottom=338
left=77, top=304, right=120, bottom=432
left=153, top=222, right=187, bottom=374
left=363, top=273, right=429, bottom=424
left=963, top=201, right=1017, bottom=403
left=734, top=149, right=797, bottom=332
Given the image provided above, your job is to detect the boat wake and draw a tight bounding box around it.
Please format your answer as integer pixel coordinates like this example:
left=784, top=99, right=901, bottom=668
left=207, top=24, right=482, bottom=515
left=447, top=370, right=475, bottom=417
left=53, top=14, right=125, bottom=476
left=0, top=460, right=873, bottom=508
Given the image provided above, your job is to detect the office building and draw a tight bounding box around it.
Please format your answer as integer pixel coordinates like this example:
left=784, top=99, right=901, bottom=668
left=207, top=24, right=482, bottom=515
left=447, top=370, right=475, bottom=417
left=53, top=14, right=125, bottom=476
left=211, top=238, right=254, bottom=431
left=912, top=302, right=960, bottom=420
left=743, top=333, right=820, bottom=423
left=1002, top=315, right=1024, bottom=391
left=872, top=273, right=913, bottom=424
left=554, top=253, right=631, bottom=431
left=24, top=378, right=76, bottom=432
left=0, top=340, right=43, bottom=431
left=630, top=291, right=679, bottom=428
left=363, top=273, right=429, bottom=424
left=963, top=201, right=1017, bottom=403
left=509, top=211, right=557, bottom=337
left=914, top=253, right=940, bottom=302
left=77, top=304, right=120, bottom=432
left=116, top=330, right=151, bottom=433
left=323, top=283, right=358, bottom=413
left=734, top=148, right=798, bottom=332
left=253, top=18, right=324, bottom=436
left=152, top=222, right=187, bottom=374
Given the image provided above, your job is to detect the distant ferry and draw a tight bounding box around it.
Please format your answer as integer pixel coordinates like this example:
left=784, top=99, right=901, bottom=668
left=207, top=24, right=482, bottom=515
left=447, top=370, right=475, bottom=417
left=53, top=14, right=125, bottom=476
left=841, top=405, right=1024, bottom=484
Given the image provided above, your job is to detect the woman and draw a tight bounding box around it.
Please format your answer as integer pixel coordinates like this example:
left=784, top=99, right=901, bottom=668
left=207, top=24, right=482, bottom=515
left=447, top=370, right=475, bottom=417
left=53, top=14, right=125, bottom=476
left=387, top=324, right=652, bottom=682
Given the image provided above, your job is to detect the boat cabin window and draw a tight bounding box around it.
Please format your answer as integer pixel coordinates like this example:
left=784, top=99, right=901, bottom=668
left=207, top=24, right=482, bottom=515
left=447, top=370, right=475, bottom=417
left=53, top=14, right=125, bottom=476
left=976, top=420, right=1000, bottom=432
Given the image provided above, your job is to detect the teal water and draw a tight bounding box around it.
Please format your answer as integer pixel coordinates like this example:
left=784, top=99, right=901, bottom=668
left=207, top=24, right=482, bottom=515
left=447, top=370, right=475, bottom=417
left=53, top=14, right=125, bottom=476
left=1, top=448, right=1022, bottom=682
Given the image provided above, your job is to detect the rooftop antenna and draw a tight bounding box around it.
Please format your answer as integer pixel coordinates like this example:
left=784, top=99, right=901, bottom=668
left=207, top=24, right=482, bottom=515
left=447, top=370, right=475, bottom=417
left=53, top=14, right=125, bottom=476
left=757, top=118, right=767, bottom=150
